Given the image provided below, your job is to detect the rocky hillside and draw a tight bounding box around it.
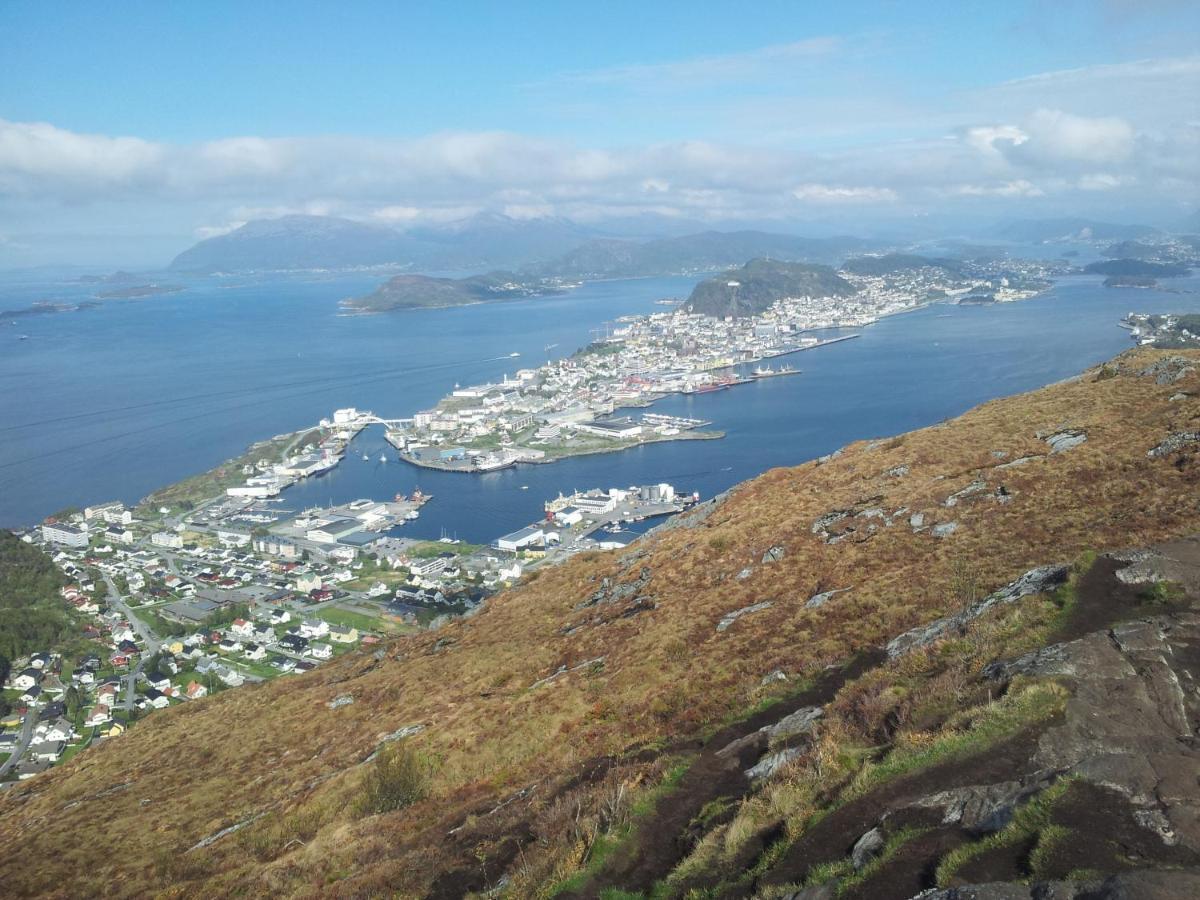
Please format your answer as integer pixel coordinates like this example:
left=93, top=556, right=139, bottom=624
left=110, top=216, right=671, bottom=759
left=687, top=258, right=855, bottom=318
left=2, top=349, right=1200, bottom=899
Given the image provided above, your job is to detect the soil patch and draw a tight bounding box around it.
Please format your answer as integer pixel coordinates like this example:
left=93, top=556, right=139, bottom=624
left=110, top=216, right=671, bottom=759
left=754, top=721, right=1053, bottom=891
left=563, top=650, right=887, bottom=898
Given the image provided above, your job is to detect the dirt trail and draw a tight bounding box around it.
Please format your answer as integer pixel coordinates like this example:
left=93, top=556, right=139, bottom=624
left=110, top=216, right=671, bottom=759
left=564, top=650, right=887, bottom=898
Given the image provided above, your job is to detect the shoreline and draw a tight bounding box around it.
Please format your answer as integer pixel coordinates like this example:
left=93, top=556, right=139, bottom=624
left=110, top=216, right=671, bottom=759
left=397, top=429, right=725, bottom=473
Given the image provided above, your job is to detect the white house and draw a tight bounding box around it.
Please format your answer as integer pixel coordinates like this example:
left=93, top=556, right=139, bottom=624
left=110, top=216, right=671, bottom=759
left=308, top=642, right=333, bottom=660
left=29, top=740, right=65, bottom=762
left=295, top=573, right=322, bottom=593
left=299, top=619, right=329, bottom=639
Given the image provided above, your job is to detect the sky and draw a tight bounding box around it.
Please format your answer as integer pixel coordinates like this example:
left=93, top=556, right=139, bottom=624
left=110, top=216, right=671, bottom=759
left=1, top=0, right=1198, bottom=267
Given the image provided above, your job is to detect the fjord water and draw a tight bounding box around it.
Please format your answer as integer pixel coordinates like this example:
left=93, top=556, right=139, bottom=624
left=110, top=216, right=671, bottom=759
left=2, top=269, right=1198, bottom=539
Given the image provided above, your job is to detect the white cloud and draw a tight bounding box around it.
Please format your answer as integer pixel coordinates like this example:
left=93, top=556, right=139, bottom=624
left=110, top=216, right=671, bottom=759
left=1013, top=109, right=1135, bottom=166
left=953, top=180, right=1045, bottom=198
left=792, top=183, right=898, bottom=203
left=1, top=50, right=1197, bottom=253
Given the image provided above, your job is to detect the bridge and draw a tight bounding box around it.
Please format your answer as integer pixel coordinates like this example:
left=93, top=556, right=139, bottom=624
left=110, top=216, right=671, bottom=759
left=322, top=408, right=413, bottom=430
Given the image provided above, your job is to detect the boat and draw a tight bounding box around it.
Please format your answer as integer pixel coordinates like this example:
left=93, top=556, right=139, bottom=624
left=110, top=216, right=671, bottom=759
left=404, top=510, right=419, bottom=520
left=509, top=352, right=520, bottom=357
left=378, top=453, right=387, bottom=463
left=520, top=485, right=529, bottom=490
left=362, top=452, right=370, bottom=461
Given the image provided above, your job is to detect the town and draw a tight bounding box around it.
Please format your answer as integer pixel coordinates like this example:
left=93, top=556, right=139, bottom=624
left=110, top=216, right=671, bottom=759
left=0, top=256, right=1063, bottom=783
left=376, top=257, right=1054, bottom=474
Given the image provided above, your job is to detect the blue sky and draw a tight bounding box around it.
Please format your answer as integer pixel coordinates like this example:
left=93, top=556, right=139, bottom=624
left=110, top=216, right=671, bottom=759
left=1, top=1, right=1198, bottom=266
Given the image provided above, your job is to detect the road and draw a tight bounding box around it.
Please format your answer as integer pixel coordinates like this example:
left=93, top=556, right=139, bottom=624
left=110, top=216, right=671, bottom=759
left=0, top=703, right=39, bottom=778
left=104, top=573, right=161, bottom=712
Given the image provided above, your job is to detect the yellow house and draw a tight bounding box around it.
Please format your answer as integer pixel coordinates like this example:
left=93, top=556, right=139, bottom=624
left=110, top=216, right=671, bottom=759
left=165, top=640, right=185, bottom=655
left=328, top=624, right=359, bottom=644
left=104, top=721, right=125, bottom=737
left=0, top=713, right=21, bottom=729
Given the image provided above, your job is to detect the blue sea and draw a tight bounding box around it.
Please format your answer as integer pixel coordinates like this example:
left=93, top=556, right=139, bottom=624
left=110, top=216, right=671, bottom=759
left=2, top=265, right=1198, bottom=541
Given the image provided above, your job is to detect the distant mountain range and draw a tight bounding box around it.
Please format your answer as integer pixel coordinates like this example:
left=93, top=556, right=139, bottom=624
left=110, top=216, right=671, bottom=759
left=989, top=217, right=1160, bottom=244
left=840, top=252, right=963, bottom=276
left=530, top=231, right=873, bottom=279
left=686, top=258, right=856, bottom=318
left=168, top=214, right=876, bottom=279
left=169, top=213, right=602, bottom=274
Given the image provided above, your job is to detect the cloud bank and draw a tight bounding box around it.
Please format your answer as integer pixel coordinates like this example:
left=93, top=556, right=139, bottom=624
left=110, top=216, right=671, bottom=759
left=1, top=52, right=1197, bottom=264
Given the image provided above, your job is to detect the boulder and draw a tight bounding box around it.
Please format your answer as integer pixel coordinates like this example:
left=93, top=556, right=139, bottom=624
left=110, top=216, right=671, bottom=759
left=762, top=545, right=786, bottom=564
left=850, top=826, right=884, bottom=869
left=745, top=746, right=801, bottom=782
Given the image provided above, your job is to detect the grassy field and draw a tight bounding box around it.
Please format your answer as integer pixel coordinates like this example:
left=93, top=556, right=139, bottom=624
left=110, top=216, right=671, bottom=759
left=138, top=431, right=308, bottom=512
left=317, top=606, right=411, bottom=635
left=2, top=348, right=1199, bottom=898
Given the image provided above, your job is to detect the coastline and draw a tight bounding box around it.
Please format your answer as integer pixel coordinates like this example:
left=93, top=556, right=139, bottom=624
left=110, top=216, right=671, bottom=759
left=396, top=429, right=725, bottom=473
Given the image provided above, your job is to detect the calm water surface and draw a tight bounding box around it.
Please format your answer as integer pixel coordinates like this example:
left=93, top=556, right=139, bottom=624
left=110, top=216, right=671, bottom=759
left=2, top=268, right=1198, bottom=540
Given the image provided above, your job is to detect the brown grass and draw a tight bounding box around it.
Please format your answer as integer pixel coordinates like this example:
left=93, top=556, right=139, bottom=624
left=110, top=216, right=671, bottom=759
left=1, top=347, right=1198, bottom=897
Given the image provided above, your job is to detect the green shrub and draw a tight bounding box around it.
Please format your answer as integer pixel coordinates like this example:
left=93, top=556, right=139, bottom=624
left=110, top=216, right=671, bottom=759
left=356, top=741, right=434, bottom=816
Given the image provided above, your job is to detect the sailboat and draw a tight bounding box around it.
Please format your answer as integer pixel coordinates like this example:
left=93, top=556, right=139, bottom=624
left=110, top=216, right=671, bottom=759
left=378, top=453, right=387, bottom=463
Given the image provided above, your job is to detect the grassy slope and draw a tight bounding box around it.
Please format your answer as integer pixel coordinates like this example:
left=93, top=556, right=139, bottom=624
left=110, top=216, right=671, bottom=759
left=1, top=347, right=1198, bottom=898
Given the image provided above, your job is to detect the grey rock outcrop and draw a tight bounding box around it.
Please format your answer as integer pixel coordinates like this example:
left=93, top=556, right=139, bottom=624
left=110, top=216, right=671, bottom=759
left=1147, top=431, right=1200, bottom=459
left=806, top=587, right=851, bottom=609
left=717, top=601, right=773, bottom=632
left=887, top=564, right=1070, bottom=658
left=580, top=566, right=651, bottom=609
left=1138, top=355, right=1197, bottom=385
left=1042, top=429, right=1088, bottom=453
left=762, top=545, right=786, bottom=564
left=745, top=746, right=801, bottom=782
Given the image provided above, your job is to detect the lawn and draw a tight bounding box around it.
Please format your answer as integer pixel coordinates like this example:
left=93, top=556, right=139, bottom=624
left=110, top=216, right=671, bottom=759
left=318, top=606, right=409, bottom=635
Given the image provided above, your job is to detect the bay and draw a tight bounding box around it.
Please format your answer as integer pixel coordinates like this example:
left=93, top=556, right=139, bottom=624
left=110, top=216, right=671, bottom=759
left=2, top=267, right=1198, bottom=542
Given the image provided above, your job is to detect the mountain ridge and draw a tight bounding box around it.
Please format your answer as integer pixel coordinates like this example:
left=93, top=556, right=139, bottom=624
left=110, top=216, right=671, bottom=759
left=686, top=257, right=856, bottom=317
left=4, top=348, right=1199, bottom=898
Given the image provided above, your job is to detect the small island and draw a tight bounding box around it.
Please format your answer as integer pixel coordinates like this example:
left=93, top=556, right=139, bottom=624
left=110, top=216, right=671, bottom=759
left=341, top=270, right=569, bottom=313
left=96, top=283, right=185, bottom=299
left=1103, top=275, right=1158, bottom=289
left=1084, top=257, right=1190, bottom=278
